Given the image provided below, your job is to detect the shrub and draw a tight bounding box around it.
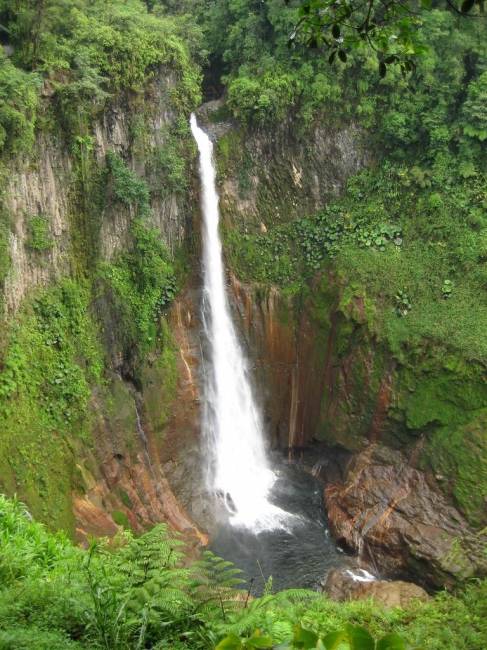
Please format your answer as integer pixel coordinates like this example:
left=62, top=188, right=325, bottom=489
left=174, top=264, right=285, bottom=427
left=26, top=214, right=52, bottom=252
left=0, top=55, right=40, bottom=155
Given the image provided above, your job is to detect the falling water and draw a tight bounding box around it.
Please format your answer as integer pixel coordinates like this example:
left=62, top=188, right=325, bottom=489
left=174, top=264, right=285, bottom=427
left=190, top=114, right=290, bottom=532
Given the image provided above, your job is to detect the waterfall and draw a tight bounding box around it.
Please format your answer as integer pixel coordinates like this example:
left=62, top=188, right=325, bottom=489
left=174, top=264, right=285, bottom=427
left=190, top=114, right=289, bottom=532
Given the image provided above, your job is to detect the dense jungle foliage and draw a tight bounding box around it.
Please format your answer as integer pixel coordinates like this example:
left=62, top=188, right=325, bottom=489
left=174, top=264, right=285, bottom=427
left=1, top=496, right=486, bottom=650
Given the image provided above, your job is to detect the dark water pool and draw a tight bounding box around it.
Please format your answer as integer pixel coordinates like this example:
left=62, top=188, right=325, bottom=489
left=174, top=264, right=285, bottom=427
left=209, top=459, right=346, bottom=595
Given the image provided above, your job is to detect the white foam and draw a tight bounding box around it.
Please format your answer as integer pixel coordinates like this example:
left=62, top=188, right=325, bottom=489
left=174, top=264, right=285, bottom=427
left=345, top=569, right=377, bottom=583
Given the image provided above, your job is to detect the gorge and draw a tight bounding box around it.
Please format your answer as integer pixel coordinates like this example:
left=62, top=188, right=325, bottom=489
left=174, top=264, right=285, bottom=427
left=0, top=1, right=486, bottom=648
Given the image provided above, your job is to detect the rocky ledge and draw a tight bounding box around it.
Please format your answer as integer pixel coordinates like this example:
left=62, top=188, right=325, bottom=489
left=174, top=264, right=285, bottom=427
left=323, top=444, right=487, bottom=588
left=322, top=568, right=429, bottom=608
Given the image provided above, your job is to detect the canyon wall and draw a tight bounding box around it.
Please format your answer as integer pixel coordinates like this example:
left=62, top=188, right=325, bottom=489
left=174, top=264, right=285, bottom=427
left=0, top=70, right=206, bottom=543
left=213, top=112, right=486, bottom=530
left=1, top=81, right=485, bottom=588
left=212, top=112, right=486, bottom=585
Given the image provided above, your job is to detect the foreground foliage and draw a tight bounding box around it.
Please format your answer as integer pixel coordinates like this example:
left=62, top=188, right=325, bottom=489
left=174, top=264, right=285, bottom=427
left=0, top=496, right=486, bottom=649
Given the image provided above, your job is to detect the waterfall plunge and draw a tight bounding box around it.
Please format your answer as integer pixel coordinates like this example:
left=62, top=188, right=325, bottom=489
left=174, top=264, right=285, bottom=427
left=191, top=114, right=290, bottom=532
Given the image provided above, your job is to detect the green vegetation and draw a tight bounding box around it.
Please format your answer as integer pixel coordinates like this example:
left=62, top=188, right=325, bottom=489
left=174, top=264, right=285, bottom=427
left=0, top=69, right=184, bottom=525
left=223, top=156, right=487, bottom=523
left=289, top=0, right=483, bottom=76
left=200, top=2, right=487, bottom=527
left=0, top=0, right=486, bottom=645
left=224, top=161, right=487, bottom=361
left=26, top=214, right=52, bottom=251
left=100, top=153, right=177, bottom=356
left=0, top=495, right=486, bottom=649
left=100, top=220, right=177, bottom=356
left=164, top=2, right=487, bottom=138
left=142, top=319, right=179, bottom=435
left=0, top=53, right=40, bottom=155
left=147, top=127, right=193, bottom=198
left=0, top=209, right=9, bottom=286
left=105, top=151, right=151, bottom=216
left=0, top=280, right=104, bottom=531
left=0, top=0, right=201, bottom=155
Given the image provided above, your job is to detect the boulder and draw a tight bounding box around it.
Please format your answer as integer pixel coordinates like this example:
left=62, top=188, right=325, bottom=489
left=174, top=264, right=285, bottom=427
left=324, top=444, right=487, bottom=587
left=323, top=568, right=429, bottom=608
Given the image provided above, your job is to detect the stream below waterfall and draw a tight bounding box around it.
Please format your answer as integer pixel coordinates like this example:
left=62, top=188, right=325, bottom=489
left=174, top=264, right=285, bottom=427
left=209, top=456, right=346, bottom=594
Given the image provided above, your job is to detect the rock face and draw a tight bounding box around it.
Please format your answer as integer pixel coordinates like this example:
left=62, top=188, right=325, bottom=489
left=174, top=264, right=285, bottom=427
left=231, top=277, right=333, bottom=449
left=323, top=568, right=429, bottom=608
left=227, top=264, right=487, bottom=530
left=323, top=445, right=487, bottom=587
left=0, top=69, right=205, bottom=541
left=217, top=119, right=368, bottom=230
left=68, top=277, right=211, bottom=543
left=3, top=70, right=191, bottom=315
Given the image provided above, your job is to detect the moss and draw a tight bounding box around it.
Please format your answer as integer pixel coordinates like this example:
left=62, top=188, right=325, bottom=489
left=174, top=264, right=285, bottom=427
left=112, top=510, right=130, bottom=528
left=118, top=489, right=133, bottom=509
left=142, top=319, right=178, bottom=438
left=0, top=279, right=104, bottom=532
left=222, top=221, right=299, bottom=287
left=99, top=219, right=177, bottom=360
left=390, top=353, right=487, bottom=435
left=105, top=377, right=138, bottom=455
left=0, top=170, right=11, bottom=287
left=26, top=214, right=52, bottom=252
left=420, top=410, right=487, bottom=527
left=70, top=139, right=106, bottom=272
left=105, top=151, right=150, bottom=216
left=307, top=277, right=381, bottom=449
left=0, top=214, right=9, bottom=286
left=147, top=126, right=195, bottom=198
left=216, top=129, right=245, bottom=180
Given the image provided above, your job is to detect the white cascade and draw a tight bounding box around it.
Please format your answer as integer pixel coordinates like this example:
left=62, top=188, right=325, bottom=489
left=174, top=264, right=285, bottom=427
left=190, top=114, right=290, bottom=532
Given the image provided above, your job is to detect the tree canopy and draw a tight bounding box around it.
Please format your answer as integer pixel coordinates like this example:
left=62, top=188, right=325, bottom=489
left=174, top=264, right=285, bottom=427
left=288, top=0, right=486, bottom=76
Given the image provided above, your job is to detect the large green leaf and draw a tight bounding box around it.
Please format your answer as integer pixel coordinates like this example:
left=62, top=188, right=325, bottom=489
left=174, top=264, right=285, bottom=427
left=346, top=625, right=375, bottom=650
left=376, top=633, right=407, bottom=650
left=293, top=623, right=320, bottom=648
left=323, top=626, right=375, bottom=650
left=322, top=630, right=348, bottom=649
left=247, top=630, right=274, bottom=648
left=215, top=634, right=243, bottom=650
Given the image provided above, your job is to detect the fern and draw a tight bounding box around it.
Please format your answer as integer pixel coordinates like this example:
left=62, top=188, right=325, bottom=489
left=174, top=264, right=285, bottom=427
left=189, top=550, right=247, bottom=624
left=113, top=524, right=186, bottom=586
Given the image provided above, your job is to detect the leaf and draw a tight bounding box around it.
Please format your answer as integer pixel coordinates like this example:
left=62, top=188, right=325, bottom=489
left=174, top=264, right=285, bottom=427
left=461, top=0, right=475, bottom=12
left=338, top=50, right=347, bottom=63
left=247, top=635, right=274, bottom=648
left=216, top=634, right=243, bottom=650
left=332, top=24, right=341, bottom=39
left=376, top=633, right=406, bottom=650
left=323, top=630, right=347, bottom=649
left=379, top=62, right=387, bottom=78
left=329, top=50, right=336, bottom=64
left=293, top=623, right=319, bottom=648
left=346, top=625, right=375, bottom=650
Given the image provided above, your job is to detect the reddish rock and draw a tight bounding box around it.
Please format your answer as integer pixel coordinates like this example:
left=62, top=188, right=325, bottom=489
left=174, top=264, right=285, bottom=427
left=323, top=568, right=429, bottom=608
left=324, top=445, right=487, bottom=587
